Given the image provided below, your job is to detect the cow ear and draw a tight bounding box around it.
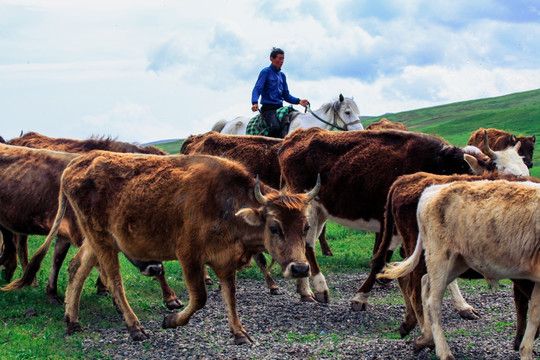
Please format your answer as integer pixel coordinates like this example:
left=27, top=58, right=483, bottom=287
left=511, top=135, right=518, bottom=145
left=533, top=135, right=536, bottom=143
left=236, top=208, right=264, bottom=226
left=464, top=154, right=485, bottom=175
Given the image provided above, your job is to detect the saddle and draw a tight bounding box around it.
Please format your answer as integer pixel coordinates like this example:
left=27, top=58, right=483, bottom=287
left=246, top=106, right=299, bottom=137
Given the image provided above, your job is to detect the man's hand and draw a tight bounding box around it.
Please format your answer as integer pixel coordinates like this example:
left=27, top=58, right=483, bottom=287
left=299, top=99, right=309, bottom=107
left=251, top=104, right=259, bottom=112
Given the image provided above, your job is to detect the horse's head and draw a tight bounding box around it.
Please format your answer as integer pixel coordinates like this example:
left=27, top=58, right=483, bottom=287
left=332, top=94, right=363, bottom=130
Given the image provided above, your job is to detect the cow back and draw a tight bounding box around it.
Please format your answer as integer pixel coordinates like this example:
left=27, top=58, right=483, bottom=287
left=181, top=132, right=283, bottom=189
left=8, top=132, right=166, bottom=155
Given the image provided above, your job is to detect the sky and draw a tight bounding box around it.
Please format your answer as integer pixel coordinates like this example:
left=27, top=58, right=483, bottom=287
left=1, top=0, right=540, bottom=144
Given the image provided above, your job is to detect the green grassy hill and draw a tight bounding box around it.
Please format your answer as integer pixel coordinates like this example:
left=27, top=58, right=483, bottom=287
left=155, top=88, right=539, bottom=176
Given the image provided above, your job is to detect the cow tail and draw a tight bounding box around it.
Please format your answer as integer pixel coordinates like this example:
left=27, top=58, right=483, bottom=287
left=370, top=186, right=399, bottom=275
left=377, top=230, right=423, bottom=281
left=1, top=191, right=68, bottom=291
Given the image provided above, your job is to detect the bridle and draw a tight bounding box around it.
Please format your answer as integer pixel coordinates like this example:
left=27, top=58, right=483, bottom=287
left=305, top=102, right=362, bottom=131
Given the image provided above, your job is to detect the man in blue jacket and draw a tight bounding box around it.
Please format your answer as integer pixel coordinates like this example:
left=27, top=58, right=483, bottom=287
left=251, top=47, right=309, bottom=137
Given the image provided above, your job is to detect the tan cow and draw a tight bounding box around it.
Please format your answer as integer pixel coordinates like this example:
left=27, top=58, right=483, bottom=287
left=365, top=118, right=408, bottom=131
left=27, top=151, right=318, bottom=344
left=378, top=180, right=540, bottom=360
left=468, top=127, right=536, bottom=168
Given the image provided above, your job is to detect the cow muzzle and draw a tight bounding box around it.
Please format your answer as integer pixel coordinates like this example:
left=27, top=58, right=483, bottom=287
left=140, top=263, right=164, bottom=277
left=283, top=262, right=310, bottom=279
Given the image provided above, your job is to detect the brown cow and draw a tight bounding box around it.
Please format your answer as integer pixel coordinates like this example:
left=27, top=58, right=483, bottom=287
left=22, top=151, right=318, bottom=343
left=181, top=131, right=333, bottom=296
left=365, top=118, right=408, bottom=131
left=0, top=139, right=181, bottom=310
left=278, top=128, right=529, bottom=304
left=362, top=170, right=539, bottom=349
left=468, top=127, right=536, bottom=168
left=378, top=180, right=540, bottom=360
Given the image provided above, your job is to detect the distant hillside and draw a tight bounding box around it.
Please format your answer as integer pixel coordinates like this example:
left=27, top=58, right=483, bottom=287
left=155, top=89, right=539, bottom=176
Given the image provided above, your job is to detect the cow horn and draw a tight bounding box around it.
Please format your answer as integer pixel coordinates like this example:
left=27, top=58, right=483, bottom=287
left=483, top=130, right=497, bottom=160
left=305, top=174, right=321, bottom=200
left=254, top=175, right=267, bottom=204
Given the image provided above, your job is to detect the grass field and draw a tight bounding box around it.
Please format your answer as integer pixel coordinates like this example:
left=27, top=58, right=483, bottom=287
left=0, top=89, right=538, bottom=358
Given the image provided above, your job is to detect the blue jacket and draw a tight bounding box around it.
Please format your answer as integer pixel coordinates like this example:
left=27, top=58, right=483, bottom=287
left=251, top=64, right=300, bottom=106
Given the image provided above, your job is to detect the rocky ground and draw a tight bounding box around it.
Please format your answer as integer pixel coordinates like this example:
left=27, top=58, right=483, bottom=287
left=81, top=273, right=530, bottom=359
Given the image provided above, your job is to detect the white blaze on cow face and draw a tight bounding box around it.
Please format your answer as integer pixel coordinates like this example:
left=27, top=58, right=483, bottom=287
left=494, top=142, right=530, bottom=176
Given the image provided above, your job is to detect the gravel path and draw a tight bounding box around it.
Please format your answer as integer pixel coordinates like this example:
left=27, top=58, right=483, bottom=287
left=81, top=273, right=529, bottom=359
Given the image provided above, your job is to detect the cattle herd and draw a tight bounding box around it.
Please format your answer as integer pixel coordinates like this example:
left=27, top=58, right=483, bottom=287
left=0, top=120, right=537, bottom=359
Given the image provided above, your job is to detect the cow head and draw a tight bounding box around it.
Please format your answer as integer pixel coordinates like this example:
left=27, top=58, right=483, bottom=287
left=236, top=175, right=321, bottom=279
left=517, top=135, right=535, bottom=168
left=481, top=131, right=530, bottom=176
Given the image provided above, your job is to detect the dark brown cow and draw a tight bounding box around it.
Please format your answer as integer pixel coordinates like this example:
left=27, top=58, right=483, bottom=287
left=361, top=170, right=539, bottom=350
left=0, top=139, right=181, bottom=309
left=181, top=131, right=333, bottom=296
left=16, top=151, right=318, bottom=343
left=8, top=131, right=166, bottom=155
left=468, top=127, right=536, bottom=168
left=278, top=127, right=530, bottom=304
left=365, top=118, right=408, bottom=131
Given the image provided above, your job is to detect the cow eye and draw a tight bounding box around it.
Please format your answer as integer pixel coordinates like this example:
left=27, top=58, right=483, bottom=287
left=304, top=224, right=311, bottom=234
left=269, top=225, right=283, bottom=236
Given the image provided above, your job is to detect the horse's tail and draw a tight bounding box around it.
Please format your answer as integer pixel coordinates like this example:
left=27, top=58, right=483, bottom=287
left=211, top=119, right=227, bottom=133
left=2, top=191, right=68, bottom=291
left=377, top=230, right=423, bottom=281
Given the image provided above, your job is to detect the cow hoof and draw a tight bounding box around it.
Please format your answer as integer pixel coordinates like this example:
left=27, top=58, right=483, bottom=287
left=165, top=299, right=184, bottom=310
left=351, top=300, right=367, bottom=312
left=300, top=295, right=316, bottom=302
left=413, top=336, right=434, bottom=353
left=128, top=325, right=149, bottom=341
left=270, top=288, right=281, bottom=295
left=234, top=335, right=252, bottom=345
left=314, top=292, right=330, bottom=303
left=458, top=308, right=481, bottom=320
left=399, top=323, right=412, bottom=338
left=66, top=321, right=83, bottom=335
left=47, top=296, right=63, bottom=306
left=375, top=277, right=393, bottom=286
left=96, top=288, right=109, bottom=296
left=205, top=278, right=214, bottom=286
left=162, top=314, right=178, bottom=329
left=322, top=250, right=334, bottom=256
left=513, top=336, right=523, bottom=352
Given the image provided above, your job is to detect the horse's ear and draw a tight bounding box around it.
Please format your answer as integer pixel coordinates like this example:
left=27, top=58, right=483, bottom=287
left=339, top=94, right=344, bottom=102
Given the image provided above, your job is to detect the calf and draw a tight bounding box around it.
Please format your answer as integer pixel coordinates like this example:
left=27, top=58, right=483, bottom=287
left=26, top=151, right=318, bottom=343
left=468, top=127, right=535, bottom=168
left=278, top=128, right=529, bottom=304
left=378, top=180, right=540, bottom=360
left=362, top=169, right=538, bottom=348
left=181, top=131, right=333, bottom=296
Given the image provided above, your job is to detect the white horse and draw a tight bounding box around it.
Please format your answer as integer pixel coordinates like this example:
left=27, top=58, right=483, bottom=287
left=212, top=94, right=364, bottom=135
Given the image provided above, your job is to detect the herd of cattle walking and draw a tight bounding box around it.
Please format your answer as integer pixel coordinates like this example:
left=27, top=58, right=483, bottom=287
left=0, top=114, right=538, bottom=359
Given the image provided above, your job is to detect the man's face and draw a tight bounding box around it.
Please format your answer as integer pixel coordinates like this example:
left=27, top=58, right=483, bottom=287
left=270, top=54, right=284, bottom=69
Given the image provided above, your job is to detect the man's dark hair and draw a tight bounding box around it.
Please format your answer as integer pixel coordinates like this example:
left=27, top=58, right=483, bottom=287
left=270, top=47, right=284, bottom=59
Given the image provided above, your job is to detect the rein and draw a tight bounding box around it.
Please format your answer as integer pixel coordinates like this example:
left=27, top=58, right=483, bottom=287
left=305, top=103, right=359, bottom=131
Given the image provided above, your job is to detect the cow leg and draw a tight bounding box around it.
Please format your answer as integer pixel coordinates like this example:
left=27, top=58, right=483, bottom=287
left=519, top=282, right=540, bottom=360
left=218, top=270, right=253, bottom=344
left=64, top=244, right=98, bottom=335
left=203, top=267, right=214, bottom=285
left=513, top=279, right=534, bottom=351
left=447, top=280, right=480, bottom=320
left=0, top=229, right=17, bottom=283
left=95, top=245, right=148, bottom=341
left=46, top=237, right=72, bottom=305
left=162, top=261, right=206, bottom=330
left=413, top=274, right=436, bottom=353
left=306, top=242, right=329, bottom=303
left=154, top=272, right=184, bottom=310
left=397, top=274, right=419, bottom=338
left=318, top=225, right=333, bottom=256
left=14, top=234, right=37, bottom=287
left=254, top=253, right=280, bottom=295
